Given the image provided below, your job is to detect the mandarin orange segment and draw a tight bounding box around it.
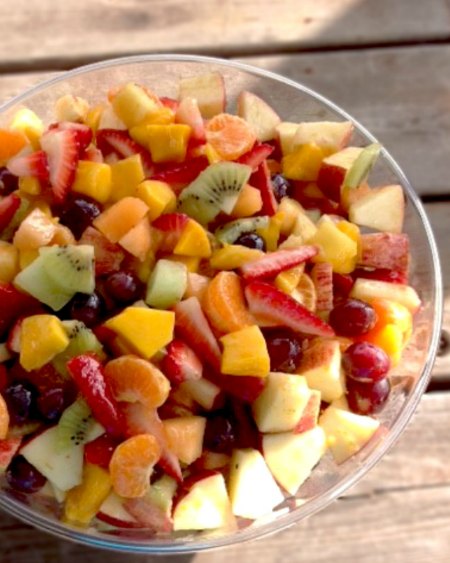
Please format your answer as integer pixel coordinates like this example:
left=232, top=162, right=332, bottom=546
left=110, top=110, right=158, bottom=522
left=290, top=273, right=317, bottom=312
left=369, top=297, right=413, bottom=340
left=205, top=113, right=256, bottom=161
left=203, top=271, right=254, bottom=334
left=104, top=355, right=171, bottom=408
left=109, top=434, right=161, bottom=498
left=0, top=129, right=27, bottom=161
left=0, top=394, right=10, bottom=440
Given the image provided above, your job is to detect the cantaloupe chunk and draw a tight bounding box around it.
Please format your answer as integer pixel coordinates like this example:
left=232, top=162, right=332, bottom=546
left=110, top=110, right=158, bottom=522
left=231, top=184, right=263, bottom=218
left=118, top=217, right=152, bottom=261
left=93, top=197, right=149, bottom=243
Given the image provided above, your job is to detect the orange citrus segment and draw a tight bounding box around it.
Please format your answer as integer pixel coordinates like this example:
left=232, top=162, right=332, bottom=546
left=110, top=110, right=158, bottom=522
left=0, top=129, right=27, bottom=161
left=290, top=273, right=317, bottom=312
left=109, top=434, right=161, bottom=498
left=205, top=113, right=256, bottom=160
left=203, top=271, right=254, bottom=334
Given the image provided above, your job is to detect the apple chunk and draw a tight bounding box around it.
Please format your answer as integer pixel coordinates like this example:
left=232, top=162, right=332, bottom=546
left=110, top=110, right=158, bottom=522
left=317, top=147, right=363, bottom=201
left=263, top=426, right=327, bottom=495
left=294, top=389, right=321, bottom=434
left=178, top=72, right=225, bottom=118
left=237, top=91, right=281, bottom=142
left=350, top=278, right=421, bottom=313
left=319, top=406, right=380, bottom=464
left=293, top=121, right=353, bottom=151
left=359, top=233, right=409, bottom=274
left=228, top=448, right=284, bottom=519
left=173, top=472, right=235, bottom=531
left=252, top=372, right=310, bottom=433
left=348, top=184, right=405, bottom=234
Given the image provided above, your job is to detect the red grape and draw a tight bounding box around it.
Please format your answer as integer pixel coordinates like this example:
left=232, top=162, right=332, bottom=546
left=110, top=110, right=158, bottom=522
left=104, top=271, right=142, bottom=303
left=264, top=329, right=303, bottom=373
left=346, top=377, right=391, bottom=415
left=6, top=455, right=47, bottom=493
left=329, top=298, right=377, bottom=337
left=342, top=342, right=390, bottom=382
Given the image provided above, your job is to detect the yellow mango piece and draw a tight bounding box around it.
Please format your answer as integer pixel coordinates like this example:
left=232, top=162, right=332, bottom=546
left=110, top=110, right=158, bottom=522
left=104, top=306, right=175, bottom=359
left=221, top=325, right=270, bottom=377
left=277, top=197, right=304, bottom=235
left=308, top=217, right=357, bottom=274
left=20, top=315, right=70, bottom=371
left=165, top=254, right=200, bottom=273
left=129, top=108, right=175, bottom=145
left=174, top=219, right=211, bottom=258
left=112, top=83, right=161, bottom=128
left=275, top=264, right=305, bottom=294
left=9, top=108, right=44, bottom=148
left=64, top=464, right=111, bottom=526
left=0, top=242, right=19, bottom=282
left=72, top=161, right=112, bottom=203
left=231, top=184, right=263, bottom=218
left=144, top=124, right=191, bottom=163
left=109, top=154, right=145, bottom=202
left=257, top=212, right=283, bottom=251
left=135, top=180, right=176, bottom=221
left=282, top=143, right=328, bottom=181
left=18, top=177, right=41, bottom=196
left=210, top=245, right=263, bottom=270
left=84, top=104, right=103, bottom=132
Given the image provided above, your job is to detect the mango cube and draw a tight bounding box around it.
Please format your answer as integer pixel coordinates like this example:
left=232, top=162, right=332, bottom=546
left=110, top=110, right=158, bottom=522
left=104, top=306, right=175, bottom=359
left=0, top=242, right=19, bottom=283
left=308, top=216, right=357, bottom=274
left=20, top=315, right=70, bottom=371
left=144, top=124, right=191, bottom=163
left=109, top=154, right=145, bottom=202
left=112, top=83, right=161, bottom=128
left=210, top=245, right=263, bottom=270
left=18, top=177, right=41, bottom=196
left=135, top=180, right=176, bottom=221
left=129, top=108, right=175, bottom=145
left=64, top=464, right=111, bottom=526
left=282, top=143, right=328, bottom=181
left=72, top=161, right=112, bottom=203
left=174, top=219, right=211, bottom=258
left=220, top=325, right=270, bottom=377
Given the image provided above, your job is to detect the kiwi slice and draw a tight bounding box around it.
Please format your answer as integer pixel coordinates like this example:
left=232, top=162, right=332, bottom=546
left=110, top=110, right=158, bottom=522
left=215, top=216, right=269, bottom=245
left=14, top=254, right=74, bottom=311
left=344, top=143, right=381, bottom=189
left=178, top=162, right=252, bottom=224
left=40, top=244, right=95, bottom=294
left=52, top=320, right=105, bottom=378
left=145, top=259, right=188, bottom=310
left=56, top=398, right=104, bottom=453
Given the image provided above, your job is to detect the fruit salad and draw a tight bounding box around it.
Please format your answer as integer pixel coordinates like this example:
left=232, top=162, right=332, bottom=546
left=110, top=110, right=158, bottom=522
left=0, top=71, right=421, bottom=534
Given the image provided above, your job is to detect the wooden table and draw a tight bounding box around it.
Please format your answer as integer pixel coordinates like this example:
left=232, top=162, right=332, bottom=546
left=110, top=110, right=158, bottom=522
left=1, top=1, right=450, bottom=561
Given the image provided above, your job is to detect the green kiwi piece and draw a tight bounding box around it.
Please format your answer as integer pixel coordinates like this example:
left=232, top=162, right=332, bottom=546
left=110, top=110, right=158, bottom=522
left=215, top=216, right=270, bottom=245
left=52, top=320, right=105, bottom=378
left=145, top=259, right=188, bottom=310
left=40, top=244, right=95, bottom=294
left=56, top=398, right=104, bottom=453
left=344, top=143, right=381, bottom=189
left=14, top=254, right=74, bottom=311
left=178, top=162, right=252, bottom=224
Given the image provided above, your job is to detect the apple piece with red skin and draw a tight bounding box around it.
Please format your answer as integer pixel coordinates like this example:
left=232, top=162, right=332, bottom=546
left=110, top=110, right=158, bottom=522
left=348, top=184, right=405, bottom=234
left=0, top=193, right=21, bottom=234
left=311, top=262, right=333, bottom=315
left=178, top=72, right=226, bottom=119
left=358, top=233, right=410, bottom=276
left=175, top=97, right=206, bottom=144
left=152, top=212, right=190, bottom=252
left=206, top=370, right=265, bottom=403
left=317, top=147, right=363, bottom=202
left=192, top=451, right=230, bottom=471
left=352, top=267, right=408, bottom=286
left=97, top=492, right=142, bottom=529
left=350, top=278, right=421, bottom=313
left=294, top=389, right=321, bottom=434
left=0, top=436, right=22, bottom=471
left=237, top=91, right=281, bottom=142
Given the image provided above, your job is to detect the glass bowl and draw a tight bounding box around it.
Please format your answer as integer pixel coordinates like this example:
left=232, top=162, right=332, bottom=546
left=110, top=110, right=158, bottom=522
left=0, top=54, right=442, bottom=554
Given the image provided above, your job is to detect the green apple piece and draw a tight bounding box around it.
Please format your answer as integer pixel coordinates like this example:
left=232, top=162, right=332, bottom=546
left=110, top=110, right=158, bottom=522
left=173, top=472, right=235, bottom=531
left=252, top=372, right=310, bottom=433
left=145, top=259, right=188, bottom=310
left=350, top=278, right=421, bottom=313
left=298, top=339, right=345, bottom=403
left=344, top=143, right=381, bottom=189
left=319, top=406, right=380, bottom=464
left=263, top=427, right=327, bottom=495
left=348, top=184, right=405, bottom=234
left=228, top=448, right=284, bottom=519
left=293, top=121, right=353, bottom=151
left=237, top=90, right=281, bottom=142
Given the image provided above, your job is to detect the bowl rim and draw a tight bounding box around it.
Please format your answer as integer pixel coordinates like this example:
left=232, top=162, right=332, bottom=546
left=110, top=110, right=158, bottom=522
left=0, top=53, right=443, bottom=554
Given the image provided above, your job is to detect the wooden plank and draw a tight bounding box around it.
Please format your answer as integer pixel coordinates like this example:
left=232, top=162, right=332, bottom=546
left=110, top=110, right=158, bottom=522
left=0, top=393, right=449, bottom=561
left=1, top=0, right=450, bottom=71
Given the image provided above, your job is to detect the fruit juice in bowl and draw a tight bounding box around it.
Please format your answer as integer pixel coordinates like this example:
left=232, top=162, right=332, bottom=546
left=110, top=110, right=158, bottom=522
left=0, top=55, right=442, bottom=553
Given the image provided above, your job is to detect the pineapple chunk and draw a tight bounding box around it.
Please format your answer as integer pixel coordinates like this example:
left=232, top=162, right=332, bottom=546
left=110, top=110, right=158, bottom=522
left=0, top=241, right=19, bottom=283
left=9, top=108, right=44, bottom=147
left=174, top=219, right=211, bottom=258
left=72, top=161, right=112, bottom=203
left=104, top=306, right=174, bottom=359
left=220, top=325, right=270, bottom=377
left=109, top=154, right=145, bottom=202
left=308, top=216, right=357, bottom=274
left=20, top=315, right=70, bottom=371
left=282, top=143, right=328, bottom=181
left=112, top=83, right=161, bottom=128
left=144, top=124, right=191, bottom=163
left=135, top=180, right=176, bottom=221
left=210, top=245, right=264, bottom=270
left=18, top=177, right=41, bottom=196
left=55, top=94, right=90, bottom=123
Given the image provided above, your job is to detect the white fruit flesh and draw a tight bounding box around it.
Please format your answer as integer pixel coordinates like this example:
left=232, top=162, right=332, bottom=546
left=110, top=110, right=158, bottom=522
left=180, top=377, right=221, bottom=410
left=293, top=121, right=353, bottom=151
left=237, top=91, right=281, bottom=142
left=263, top=427, right=327, bottom=495
left=98, top=492, right=138, bottom=525
left=276, top=122, right=299, bottom=155
left=178, top=72, right=225, bottom=119
left=350, top=278, right=421, bottom=313
left=348, top=184, right=404, bottom=234
left=228, top=448, right=284, bottom=519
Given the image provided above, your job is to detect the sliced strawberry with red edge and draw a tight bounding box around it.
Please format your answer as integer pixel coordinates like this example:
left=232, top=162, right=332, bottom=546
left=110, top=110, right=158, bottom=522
left=48, top=122, right=93, bottom=155
left=66, top=354, right=125, bottom=439
left=7, top=151, right=49, bottom=182
left=96, top=129, right=154, bottom=176
left=0, top=436, right=22, bottom=469
left=0, top=193, right=21, bottom=233
left=240, top=246, right=318, bottom=281
left=359, top=233, right=410, bottom=276
left=245, top=281, right=335, bottom=337
left=152, top=212, right=189, bottom=252
left=311, top=262, right=333, bottom=314
left=41, top=129, right=79, bottom=203
left=205, top=370, right=265, bottom=403
left=81, top=145, right=104, bottom=163
left=84, top=434, right=118, bottom=470
left=0, top=283, right=40, bottom=338
left=151, top=156, right=209, bottom=194
left=175, top=97, right=206, bottom=144
left=174, top=297, right=222, bottom=372
left=250, top=159, right=278, bottom=216
left=79, top=226, right=125, bottom=275
left=237, top=143, right=274, bottom=170
left=161, top=339, right=203, bottom=386
left=352, top=267, right=408, bottom=285
left=160, top=97, right=179, bottom=112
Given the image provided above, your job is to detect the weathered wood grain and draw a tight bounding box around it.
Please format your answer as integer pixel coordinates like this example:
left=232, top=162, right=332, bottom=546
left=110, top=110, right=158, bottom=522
left=1, top=0, right=450, bottom=71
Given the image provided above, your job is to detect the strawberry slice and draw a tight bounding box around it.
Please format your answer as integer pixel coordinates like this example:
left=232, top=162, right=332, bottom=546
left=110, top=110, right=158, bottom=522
left=151, top=156, right=209, bottom=193
left=160, top=96, right=179, bottom=112
left=292, top=181, right=344, bottom=215
left=79, top=226, right=125, bottom=275
left=206, top=370, right=265, bottom=403
left=66, top=354, right=125, bottom=439
left=245, top=281, right=335, bottom=337
left=352, top=267, right=408, bottom=286
left=240, top=246, right=318, bottom=281
left=237, top=143, right=274, bottom=170
left=161, top=339, right=203, bottom=386
left=82, top=145, right=104, bottom=163
left=174, top=297, right=222, bottom=372
left=49, top=122, right=93, bottom=155
left=6, top=315, right=25, bottom=353
left=7, top=151, right=49, bottom=181
left=311, top=262, right=333, bottom=314
left=250, top=159, right=278, bottom=216
left=0, top=283, right=40, bottom=338
left=96, top=129, right=154, bottom=176
left=175, top=97, right=206, bottom=144
left=0, top=193, right=21, bottom=233
left=84, top=434, right=118, bottom=470
left=0, top=436, right=22, bottom=470
left=41, top=129, right=79, bottom=202
left=152, top=212, right=189, bottom=252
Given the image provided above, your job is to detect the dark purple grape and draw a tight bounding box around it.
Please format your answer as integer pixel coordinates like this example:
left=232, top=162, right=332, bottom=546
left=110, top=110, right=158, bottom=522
left=264, top=329, right=303, bottom=373
left=4, top=381, right=38, bottom=424
left=36, top=388, right=65, bottom=422
left=0, top=167, right=19, bottom=195
left=6, top=455, right=47, bottom=494
left=346, top=377, right=391, bottom=415
left=104, top=271, right=142, bottom=303
left=204, top=415, right=235, bottom=453
left=271, top=174, right=293, bottom=201
left=70, top=292, right=104, bottom=327
left=342, top=342, right=390, bottom=382
left=234, top=232, right=266, bottom=251
left=59, top=197, right=101, bottom=239
left=329, top=299, right=377, bottom=337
